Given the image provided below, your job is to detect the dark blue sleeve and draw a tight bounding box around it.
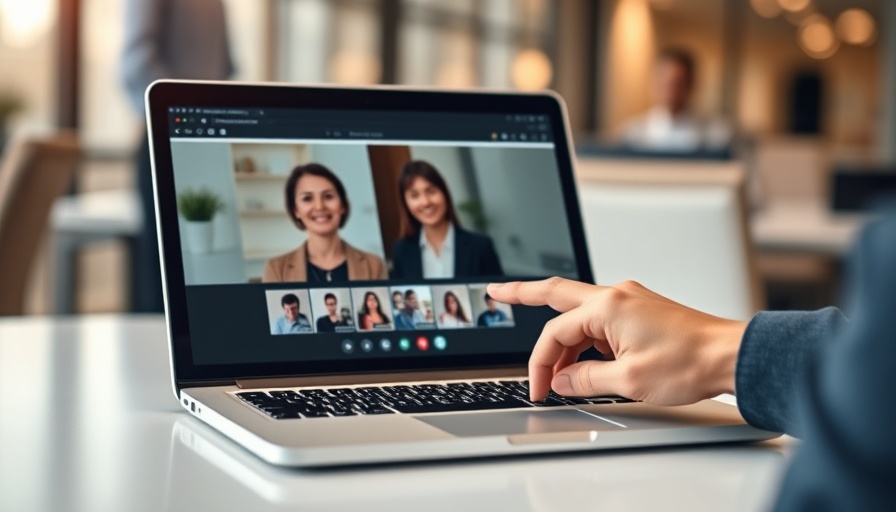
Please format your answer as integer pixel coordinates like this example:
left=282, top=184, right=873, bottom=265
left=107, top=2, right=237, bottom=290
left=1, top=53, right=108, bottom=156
left=771, top=212, right=896, bottom=511
left=735, top=307, right=847, bottom=435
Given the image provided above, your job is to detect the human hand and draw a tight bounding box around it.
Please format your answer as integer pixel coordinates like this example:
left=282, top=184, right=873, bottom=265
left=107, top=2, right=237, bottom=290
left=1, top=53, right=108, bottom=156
left=486, top=278, right=746, bottom=405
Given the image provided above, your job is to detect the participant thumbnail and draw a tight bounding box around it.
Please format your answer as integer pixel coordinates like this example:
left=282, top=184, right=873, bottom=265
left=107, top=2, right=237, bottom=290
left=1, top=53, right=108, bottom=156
left=468, top=284, right=515, bottom=328
left=430, top=285, right=474, bottom=329
left=308, top=288, right=355, bottom=333
left=350, top=287, right=394, bottom=332
left=265, top=289, right=313, bottom=335
left=390, top=285, right=437, bottom=330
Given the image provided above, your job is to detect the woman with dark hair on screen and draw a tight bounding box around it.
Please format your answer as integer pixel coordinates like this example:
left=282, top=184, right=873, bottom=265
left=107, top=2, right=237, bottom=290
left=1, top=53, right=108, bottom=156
left=391, top=160, right=503, bottom=279
left=357, top=291, right=391, bottom=331
left=438, top=290, right=470, bottom=328
left=263, top=163, right=386, bottom=283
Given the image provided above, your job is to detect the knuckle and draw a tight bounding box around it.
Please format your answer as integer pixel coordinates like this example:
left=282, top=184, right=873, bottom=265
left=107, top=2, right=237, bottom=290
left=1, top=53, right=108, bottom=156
left=576, top=366, right=597, bottom=395
left=619, top=362, right=645, bottom=397
left=616, top=279, right=642, bottom=291
left=595, top=287, right=625, bottom=312
left=544, top=276, right=567, bottom=292
left=528, top=354, right=551, bottom=373
left=527, top=358, right=542, bottom=373
left=542, top=316, right=560, bottom=336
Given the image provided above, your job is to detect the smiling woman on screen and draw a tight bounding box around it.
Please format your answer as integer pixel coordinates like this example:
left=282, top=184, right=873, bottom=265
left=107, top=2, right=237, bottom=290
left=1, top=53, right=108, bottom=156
left=263, top=163, right=386, bottom=283
left=391, top=160, right=503, bottom=280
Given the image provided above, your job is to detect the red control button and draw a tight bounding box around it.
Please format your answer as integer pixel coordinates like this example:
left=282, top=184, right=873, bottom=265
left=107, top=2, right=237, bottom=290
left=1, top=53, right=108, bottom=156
left=416, top=336, right=429, bottom=351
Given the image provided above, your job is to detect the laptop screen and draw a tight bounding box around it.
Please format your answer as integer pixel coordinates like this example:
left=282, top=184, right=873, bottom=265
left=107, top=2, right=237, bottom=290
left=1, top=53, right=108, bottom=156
left=153, top=85, right=592, bottom=379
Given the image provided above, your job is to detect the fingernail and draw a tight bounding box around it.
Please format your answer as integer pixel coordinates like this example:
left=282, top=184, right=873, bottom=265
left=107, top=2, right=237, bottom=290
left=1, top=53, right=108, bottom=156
left=487, top=283, right=504, bottom=291
left=552, top=374, right=573, bottom=395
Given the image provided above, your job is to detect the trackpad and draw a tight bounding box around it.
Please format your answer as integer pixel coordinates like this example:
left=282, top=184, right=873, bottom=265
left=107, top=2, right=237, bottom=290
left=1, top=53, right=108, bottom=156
left=418, top=409, right=625, bottom=438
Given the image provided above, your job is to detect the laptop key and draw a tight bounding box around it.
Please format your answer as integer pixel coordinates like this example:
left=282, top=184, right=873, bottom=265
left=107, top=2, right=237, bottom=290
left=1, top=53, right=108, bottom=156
left=366, top=408, right=395, bottom=415
left=531, top=397, right=569, bottom=407
left=237, top=392, right=270, bottom=400
left=390, top=398, right=530, bottom=414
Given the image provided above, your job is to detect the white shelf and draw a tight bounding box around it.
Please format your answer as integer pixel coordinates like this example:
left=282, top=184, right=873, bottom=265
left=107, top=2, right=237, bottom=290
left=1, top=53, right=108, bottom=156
left=239, top=209, right=283, bottom=218
left=231, top=144, right=308, bottom=269
left=233, top=172, right=287, bottom=181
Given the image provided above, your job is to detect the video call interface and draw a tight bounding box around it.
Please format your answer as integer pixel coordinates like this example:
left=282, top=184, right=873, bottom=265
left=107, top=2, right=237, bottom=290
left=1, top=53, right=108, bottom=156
left=167, top=107, right=582, bottom=365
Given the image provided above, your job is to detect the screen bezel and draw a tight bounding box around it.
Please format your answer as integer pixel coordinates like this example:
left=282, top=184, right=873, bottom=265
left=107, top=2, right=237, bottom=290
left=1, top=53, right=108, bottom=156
left=146, top=80, right=594, bottom=387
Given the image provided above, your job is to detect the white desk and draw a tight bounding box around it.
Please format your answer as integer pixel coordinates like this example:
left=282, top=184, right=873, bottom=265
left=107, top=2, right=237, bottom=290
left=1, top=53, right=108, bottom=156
left=0, top=316, right=790, bottom=512
left=750, top=200, right=868, bottom=257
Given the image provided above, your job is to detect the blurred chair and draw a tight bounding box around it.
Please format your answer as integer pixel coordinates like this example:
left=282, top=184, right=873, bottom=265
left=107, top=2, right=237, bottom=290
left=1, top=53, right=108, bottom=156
left=754, top=136, right=829, bottom=205
left=50, top=188, right=141, bottom=314
left=576, top=158, right=763, bottom=321
left=751, top=136, right=839, bottom=310
left=0, top=133, right=80, bottom=316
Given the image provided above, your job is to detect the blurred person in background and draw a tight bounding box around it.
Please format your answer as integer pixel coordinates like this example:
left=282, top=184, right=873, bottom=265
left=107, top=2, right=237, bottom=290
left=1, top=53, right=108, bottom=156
left=120, top=0, right=234, bottom=312
left=620, top=48, right=731, bottom=153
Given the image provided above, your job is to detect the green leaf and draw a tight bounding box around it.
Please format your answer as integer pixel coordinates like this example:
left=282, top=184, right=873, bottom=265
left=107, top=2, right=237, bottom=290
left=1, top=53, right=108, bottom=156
left=177, top=188, right=225, bottom=222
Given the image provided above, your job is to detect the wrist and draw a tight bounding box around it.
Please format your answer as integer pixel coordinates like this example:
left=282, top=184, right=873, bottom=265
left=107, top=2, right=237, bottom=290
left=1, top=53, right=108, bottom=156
left=700, top=318, right=746, bottom=397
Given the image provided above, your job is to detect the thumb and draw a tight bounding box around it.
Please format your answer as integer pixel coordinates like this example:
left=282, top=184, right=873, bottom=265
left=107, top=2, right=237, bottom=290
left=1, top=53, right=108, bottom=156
left=551, top=360, right=621, bottom=398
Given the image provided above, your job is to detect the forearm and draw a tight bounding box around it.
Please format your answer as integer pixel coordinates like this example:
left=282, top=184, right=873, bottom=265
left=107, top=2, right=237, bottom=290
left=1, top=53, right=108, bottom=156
left=734, top=307, right=847, bottom=436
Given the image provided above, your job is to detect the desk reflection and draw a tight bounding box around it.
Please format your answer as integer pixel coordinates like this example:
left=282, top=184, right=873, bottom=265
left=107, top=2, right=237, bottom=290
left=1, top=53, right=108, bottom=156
left=167, top=417, right=787, bottom=512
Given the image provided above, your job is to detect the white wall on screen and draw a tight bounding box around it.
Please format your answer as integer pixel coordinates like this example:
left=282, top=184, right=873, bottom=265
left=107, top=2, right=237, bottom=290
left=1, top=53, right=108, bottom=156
left=171, top=141, right=248, bottom=284
left=469, top=147, right=576, bottom=276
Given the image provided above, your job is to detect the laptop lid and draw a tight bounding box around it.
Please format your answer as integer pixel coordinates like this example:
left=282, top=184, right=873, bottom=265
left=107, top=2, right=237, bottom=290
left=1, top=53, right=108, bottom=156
left=146, top=81, right=594, bottom=392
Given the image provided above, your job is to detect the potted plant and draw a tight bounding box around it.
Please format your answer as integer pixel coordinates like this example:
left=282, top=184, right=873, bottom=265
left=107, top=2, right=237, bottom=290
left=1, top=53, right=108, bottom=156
left=177, top=188, right=225, bottom=254
left=0, top=90, right=23, bottom=153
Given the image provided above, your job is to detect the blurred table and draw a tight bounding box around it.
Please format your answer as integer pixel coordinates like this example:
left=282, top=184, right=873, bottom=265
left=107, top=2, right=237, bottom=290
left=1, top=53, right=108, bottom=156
left=50, top=189, right=142, bottom=313
left=0, top=315, right=791, bottom=512
left=750, top=200, right=868, bottom=257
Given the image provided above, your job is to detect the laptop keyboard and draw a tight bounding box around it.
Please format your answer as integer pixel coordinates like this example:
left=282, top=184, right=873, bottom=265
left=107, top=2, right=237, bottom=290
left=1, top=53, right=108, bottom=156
left=235, top=380, right=635, bottom=419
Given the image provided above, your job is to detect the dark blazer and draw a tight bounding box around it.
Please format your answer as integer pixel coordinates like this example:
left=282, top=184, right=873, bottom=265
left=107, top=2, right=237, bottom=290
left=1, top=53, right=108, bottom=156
left=735, top=205, right=896, bottom=510
left=391, top=226, right=504, bottom=280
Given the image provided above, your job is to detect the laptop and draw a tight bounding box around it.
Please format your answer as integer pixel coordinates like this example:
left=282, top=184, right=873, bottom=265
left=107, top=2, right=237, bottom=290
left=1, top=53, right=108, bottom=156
left=146, top=80, right=778, bottom=467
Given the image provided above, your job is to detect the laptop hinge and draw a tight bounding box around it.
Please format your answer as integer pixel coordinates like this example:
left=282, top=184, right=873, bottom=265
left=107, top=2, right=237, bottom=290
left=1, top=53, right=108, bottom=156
left=234, top=366, right=528, bottom=389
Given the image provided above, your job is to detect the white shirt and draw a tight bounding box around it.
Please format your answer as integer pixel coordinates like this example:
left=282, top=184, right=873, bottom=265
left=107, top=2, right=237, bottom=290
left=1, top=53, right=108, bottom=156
left=420, top=223, right=455, bottom=279
left=621, top=107, right=732, bottom=152
left=439, top=312, right=470, bottom=329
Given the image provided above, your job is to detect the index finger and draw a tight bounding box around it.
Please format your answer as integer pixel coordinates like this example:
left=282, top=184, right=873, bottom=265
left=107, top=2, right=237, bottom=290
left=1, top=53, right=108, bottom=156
left=487, top=277, right=602, bottom=313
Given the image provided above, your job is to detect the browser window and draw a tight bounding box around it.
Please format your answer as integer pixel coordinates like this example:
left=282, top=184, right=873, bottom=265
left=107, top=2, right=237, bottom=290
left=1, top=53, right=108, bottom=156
left=167, top=107, right=581, bottom=365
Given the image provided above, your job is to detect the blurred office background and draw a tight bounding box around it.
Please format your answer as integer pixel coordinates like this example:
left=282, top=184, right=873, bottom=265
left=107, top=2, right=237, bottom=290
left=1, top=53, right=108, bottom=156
left=0, top=0, right=892, bottom=316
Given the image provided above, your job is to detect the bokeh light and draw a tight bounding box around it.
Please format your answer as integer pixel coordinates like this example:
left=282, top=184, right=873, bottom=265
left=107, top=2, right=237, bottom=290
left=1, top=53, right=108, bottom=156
left=750, top=0, right=782, bottom=19
left=511, top=49, right=553, bottom=91
left=778, top=0, right=811, bottom=13
left=798, top=14, right=839, bottom=59
left=435, top=61, right=477, bottom=89
left=0, top=0, right=54, bottom=48
left=328, top=50, right=382, bottom=85
left=836, top=8, right=876, bottom=47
